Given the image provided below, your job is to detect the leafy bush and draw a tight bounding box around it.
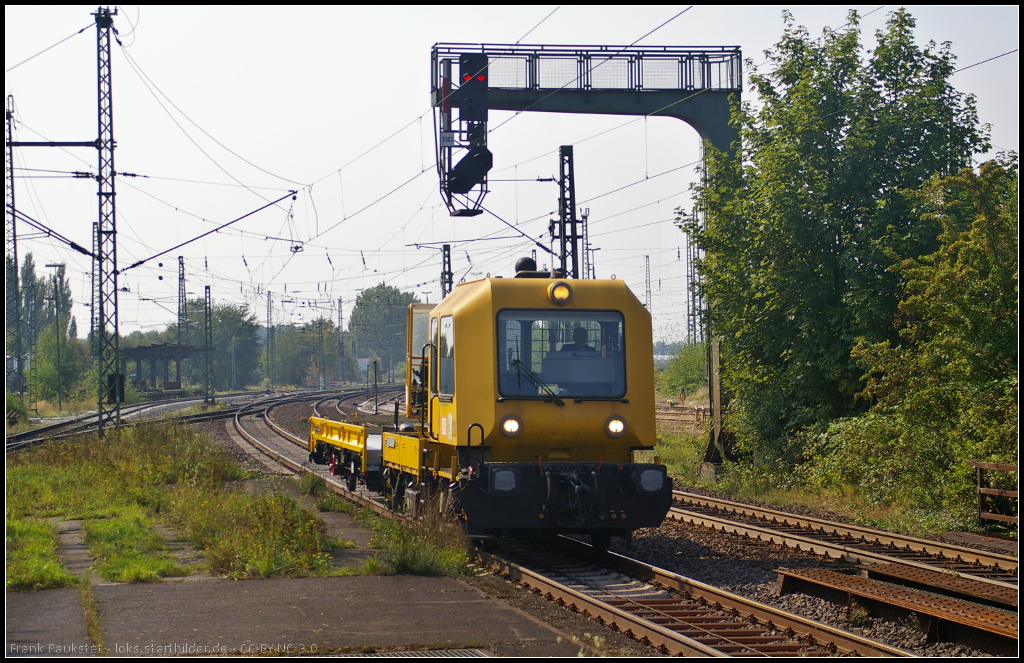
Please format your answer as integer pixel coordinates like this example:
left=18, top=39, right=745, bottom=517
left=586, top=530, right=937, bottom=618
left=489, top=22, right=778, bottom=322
left=804, top=162, right=1018, bottom=523
left=658, top=343, right=707, bottom=397
left=6, top=392, right=29, bottom=426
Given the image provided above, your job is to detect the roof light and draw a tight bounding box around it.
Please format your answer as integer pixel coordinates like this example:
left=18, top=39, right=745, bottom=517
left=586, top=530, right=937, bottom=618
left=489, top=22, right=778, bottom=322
left=548, top=281, right=572, bottom=305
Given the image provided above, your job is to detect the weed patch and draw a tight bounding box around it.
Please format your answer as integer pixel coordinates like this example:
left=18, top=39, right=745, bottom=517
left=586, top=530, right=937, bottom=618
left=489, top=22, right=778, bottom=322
left=168, top=488, right=338, bottom=578
left=316, top=490, right=470, bottom=577
left=84, top=508, right=189, bottom=582
left=299, top=472, right=331, bottom=498
left=5, top=518, right=78, bottom=590
left=6, top=423, right=341, bottom=583
left=656, top=426, right=709, bottom=480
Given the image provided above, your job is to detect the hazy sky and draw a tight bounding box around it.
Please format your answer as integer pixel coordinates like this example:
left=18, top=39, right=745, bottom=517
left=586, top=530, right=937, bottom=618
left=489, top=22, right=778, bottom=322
left=5, top=5, right=1018, bottom=342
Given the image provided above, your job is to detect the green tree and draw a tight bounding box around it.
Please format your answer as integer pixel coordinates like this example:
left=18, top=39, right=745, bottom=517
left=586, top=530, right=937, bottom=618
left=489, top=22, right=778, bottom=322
left=17, top=260, right=91, bottom=406
left=659, top=343, right=708, bottom=397
left=31, top=323, right=90, bottom=404
left=810, top=160, right=1018, bottom=515
left=173, top=299, right=260, bottom=390
left=348, top=284, right=419, bottom=376
left=684, top=9, right=989, bottom=456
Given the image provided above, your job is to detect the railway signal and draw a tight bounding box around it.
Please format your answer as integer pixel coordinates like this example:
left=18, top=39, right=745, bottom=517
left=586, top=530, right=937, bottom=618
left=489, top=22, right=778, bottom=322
left=458, top=53, right=488, bottom=122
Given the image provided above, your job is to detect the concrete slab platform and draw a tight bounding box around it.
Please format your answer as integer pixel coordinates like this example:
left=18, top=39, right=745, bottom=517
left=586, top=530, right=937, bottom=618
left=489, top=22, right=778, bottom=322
left=6, top=588, right=96, bottom=657
left=95, top=575, right=582, bottom=656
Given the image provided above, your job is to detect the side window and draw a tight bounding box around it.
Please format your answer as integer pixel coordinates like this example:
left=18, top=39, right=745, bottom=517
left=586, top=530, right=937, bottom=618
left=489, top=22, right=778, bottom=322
left=430, top=317, right=438, bottom=395
left=438, top=316, right=455, bottom=396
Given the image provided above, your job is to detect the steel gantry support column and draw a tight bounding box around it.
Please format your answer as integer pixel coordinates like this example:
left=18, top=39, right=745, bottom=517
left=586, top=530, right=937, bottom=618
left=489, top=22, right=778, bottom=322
left=204, top=285, right=214, bottom=404
left=440, top=244, right=453, bottom=299
left=94, top=6, right=121, bottom=435
left=557, top=146, right=581, bottom=279
left=580, top=208, right=591, bottom=279
left=5, top=96, right=23, bottom=395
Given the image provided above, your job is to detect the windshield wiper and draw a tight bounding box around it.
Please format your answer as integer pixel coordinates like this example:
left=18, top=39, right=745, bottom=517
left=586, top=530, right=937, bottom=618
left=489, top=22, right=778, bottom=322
left=510, top=360, right=564, bottom=407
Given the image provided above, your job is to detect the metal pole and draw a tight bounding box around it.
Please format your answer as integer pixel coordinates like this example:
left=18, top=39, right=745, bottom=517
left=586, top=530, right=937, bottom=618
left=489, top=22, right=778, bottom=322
left=558, top=145, right=580, bottom=278
left=318, top=315, right=325, bottom=391
left=645, top=255, right=652, bottom=310
left=44, top=266, right=65, bottom=411
left=373, top=360, right=378, bottom=414
left=204, top=285, right=214, bottom=404
left=342, top=299, right=350, bottom=387
left=177, top=256, right=187, bottom=343
left=6, top=95, right=23, bottom=395
left=94, top=6, right=120, bottom=435
left=265, top=290, right=274, bottom=390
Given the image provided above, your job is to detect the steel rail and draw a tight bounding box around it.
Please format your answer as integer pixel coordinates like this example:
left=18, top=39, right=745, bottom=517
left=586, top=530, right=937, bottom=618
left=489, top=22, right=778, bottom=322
left=476, top=541, right=912, bottom=657
left=671, top=489, right=1015, bottom=582
left=5, top=397, right=218, bottom=451
left=667, top=506, right=1016, bottom=589
left=5, top=390, right=279, bottom=450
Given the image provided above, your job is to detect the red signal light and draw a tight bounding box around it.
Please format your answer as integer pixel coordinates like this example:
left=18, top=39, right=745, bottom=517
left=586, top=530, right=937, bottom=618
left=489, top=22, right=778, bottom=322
left=463, top=74, right=471, bottom=81
left=477, top=75, right=485, bottom=81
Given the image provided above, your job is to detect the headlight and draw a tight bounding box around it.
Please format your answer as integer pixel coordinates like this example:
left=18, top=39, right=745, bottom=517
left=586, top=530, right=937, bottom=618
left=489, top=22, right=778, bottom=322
left=605, top=416, right=626, bottom=437
left=548, top=281, right=572, bottom=305
left=500, top=415, right=522, bottom=437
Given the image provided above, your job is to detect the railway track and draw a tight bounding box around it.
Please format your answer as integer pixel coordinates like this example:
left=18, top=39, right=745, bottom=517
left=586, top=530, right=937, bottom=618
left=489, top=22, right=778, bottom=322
left=655, top=404, right=710, bottom=428
left=5, top=392, right=261, bottom=451
left=227, top=395, right=956, bottom=656
left=479, top=536, right=911, bottom=657
left=667, top=490, right=1017, bottom=655
left=670, top=490, right=1017, bottom=585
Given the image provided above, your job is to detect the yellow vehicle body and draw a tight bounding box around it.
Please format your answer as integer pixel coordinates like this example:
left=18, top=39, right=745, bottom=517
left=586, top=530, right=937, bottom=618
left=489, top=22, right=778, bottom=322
left=414, top=277, right=654, bottom=458
left=308, top=416, right=381, bottom=492
left=390, top=276, right=670, bottom=537
left=309, top=416, right=366, bottom=458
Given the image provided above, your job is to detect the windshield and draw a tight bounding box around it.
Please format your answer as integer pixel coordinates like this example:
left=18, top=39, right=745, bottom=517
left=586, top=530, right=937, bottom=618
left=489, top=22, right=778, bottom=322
left=497, top=309, right=625, bottom=399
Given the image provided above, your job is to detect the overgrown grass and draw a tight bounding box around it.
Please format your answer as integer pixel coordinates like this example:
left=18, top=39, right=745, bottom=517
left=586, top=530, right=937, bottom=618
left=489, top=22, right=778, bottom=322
left=168, top=488, right=337, bottom=578
left=5, top=518, right=78, bottom=590
left=299, top=472, right=332, bottom=498
left=702, top=463, right=1002, bottom=538
left=78, top=572, right=106, bottom=655
left=316, top=490, right=471, bottom=577
left=6, top=423, right=343, bottom=585
left=83, top=507, right=189, bottom=582
left=656, top=420, right=999, bottom=537
left=655, top=425, right=710, bottom=479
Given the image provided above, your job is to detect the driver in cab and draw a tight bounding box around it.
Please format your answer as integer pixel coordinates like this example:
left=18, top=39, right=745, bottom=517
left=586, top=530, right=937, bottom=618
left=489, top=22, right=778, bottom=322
left=561, top=326, right=595, bottom=352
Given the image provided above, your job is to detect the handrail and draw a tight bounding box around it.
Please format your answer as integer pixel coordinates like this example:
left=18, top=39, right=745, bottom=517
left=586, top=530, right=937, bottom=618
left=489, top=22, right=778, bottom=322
left=967, top=461, right=1018, bottom=524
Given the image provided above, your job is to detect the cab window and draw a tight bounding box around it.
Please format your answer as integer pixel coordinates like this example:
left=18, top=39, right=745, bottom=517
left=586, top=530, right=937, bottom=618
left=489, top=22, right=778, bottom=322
left=498, top=309, right=625, bottom=398
left=429, top=317, right=438, bottom=394
left=438, top=315, right=455, bottom=397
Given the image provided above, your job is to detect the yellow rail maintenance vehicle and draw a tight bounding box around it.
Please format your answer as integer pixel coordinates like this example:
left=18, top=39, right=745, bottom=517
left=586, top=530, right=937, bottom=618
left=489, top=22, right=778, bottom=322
left=308, top=416, right=382, bottom=493
left=386, top=261, right=671, bottom=548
